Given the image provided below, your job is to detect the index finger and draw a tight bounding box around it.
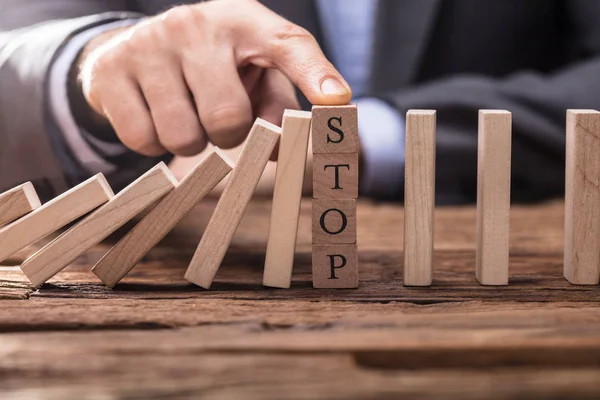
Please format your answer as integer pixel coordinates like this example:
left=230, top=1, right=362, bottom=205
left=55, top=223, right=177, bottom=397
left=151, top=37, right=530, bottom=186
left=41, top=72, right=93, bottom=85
left=232, top=2, right=353, bottom=105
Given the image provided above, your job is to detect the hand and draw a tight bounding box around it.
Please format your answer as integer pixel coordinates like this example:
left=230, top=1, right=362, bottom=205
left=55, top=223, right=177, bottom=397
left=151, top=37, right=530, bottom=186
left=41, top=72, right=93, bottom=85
left=76, top=0, right=352, bottom=157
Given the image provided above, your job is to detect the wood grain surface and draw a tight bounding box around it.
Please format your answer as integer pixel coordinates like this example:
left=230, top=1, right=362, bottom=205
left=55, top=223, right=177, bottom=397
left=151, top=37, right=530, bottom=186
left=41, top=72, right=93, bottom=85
left=0, top=182, right=41, bottom=227
left=1, top=199, right=599, bottom=399
left=0, top=174, right=113, bottom=264
left=93, top=151, right=232, bottom=288
left=20, top=163, right=176, bottom=288
left=185, top=119, right=280, bottom=289
left=404, top=110, right=436, bottom=286
left=564, top=110, right=600, bottom=285
left=476, top=110, right=512, bottom=285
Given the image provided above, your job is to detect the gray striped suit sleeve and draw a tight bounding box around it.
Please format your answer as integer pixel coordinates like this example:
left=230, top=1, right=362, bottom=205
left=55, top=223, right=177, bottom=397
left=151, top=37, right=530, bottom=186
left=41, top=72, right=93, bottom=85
left=0, top=1, right=146, bottom=200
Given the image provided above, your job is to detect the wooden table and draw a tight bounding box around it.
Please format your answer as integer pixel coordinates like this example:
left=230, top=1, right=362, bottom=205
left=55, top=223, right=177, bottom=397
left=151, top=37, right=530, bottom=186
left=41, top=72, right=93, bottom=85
left=1, top=199, right=600, bottom=399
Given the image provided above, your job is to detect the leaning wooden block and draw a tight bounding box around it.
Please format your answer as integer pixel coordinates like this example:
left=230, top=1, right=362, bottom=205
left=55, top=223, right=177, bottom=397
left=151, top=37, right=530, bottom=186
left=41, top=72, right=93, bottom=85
left=564, top=110, right=600, bottom=285
left=312, top=199, right=356, bottom=244
left=312, top=104, right=359, bottom=154
left=0, top=174, right=113, bottom=263
left=313, top=153, right=359, bottom=200
left=476, top=110, right=512, bottom=286
left=312, top=244, right=358, bottom=288
left=185, top=119, right=281, bottom=289
left=92, top=151, right=233, bottom=288
left=263, top=110, right=312, bottom=289
left=21, top=163, right=176, bottom=288
left=404, top=110, right=436, bottom=287
left=0, top=182, right=41, bottom=227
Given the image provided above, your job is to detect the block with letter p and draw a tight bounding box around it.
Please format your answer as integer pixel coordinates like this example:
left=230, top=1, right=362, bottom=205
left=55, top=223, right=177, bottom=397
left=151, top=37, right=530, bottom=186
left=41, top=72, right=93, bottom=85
left=312, top=244, right=358, bottom=288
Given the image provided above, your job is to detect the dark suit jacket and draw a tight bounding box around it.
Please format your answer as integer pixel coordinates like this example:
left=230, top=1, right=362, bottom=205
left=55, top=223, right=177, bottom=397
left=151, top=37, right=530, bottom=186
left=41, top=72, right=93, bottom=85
left=2, top=0, right=600, bottom=203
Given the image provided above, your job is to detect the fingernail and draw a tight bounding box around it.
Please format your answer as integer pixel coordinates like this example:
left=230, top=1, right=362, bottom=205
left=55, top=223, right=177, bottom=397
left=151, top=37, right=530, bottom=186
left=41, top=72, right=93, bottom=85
left=320, top=78, right=350, bottom=96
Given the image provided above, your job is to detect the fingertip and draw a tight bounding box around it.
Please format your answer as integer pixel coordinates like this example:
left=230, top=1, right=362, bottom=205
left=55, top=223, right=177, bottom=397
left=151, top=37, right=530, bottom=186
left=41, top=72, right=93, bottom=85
left=309, top=77, right=353, bottom=105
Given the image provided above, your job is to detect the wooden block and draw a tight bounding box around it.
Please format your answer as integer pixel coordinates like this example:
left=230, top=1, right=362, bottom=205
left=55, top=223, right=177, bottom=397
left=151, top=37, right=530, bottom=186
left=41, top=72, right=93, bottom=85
left=263, top=110, right=312, bottom=288
left=0, top=174, right=113, bottom=263
left=312, top=199, right=356, bottom=244
left=476, top=110, right=512, bottom=286
left=311, top=104, right=359, bottom=154
left=312, top=244, right=358, bottom=288
left=92, top=151, right=233, bottom=288
left=185, top=118, right=281, bottom=289
left=564, top=110, right=600, bottom=285
left=312, top=153, right=359, bottom=199
left=0, top=182, right=41, bottom=227
left=21, top=163, right=177, bottom=288
left=404, top=110, right=436, bottom=287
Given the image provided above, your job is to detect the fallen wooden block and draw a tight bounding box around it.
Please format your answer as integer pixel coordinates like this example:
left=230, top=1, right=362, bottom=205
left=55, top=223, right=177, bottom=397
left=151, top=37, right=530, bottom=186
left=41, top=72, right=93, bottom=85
left=312, top=104, right=359, bottom=154
left=312, top=153, right=359, bottom=199
left=404, top=110, right=436, bottom=287
left=92, top=151, right=233, bottom=288
left=185, top=118, right=281, bottom=289
left=21, top=163, right=176, bottom=288
left=0, top=174, right=113, bottom=263
left=0, top=182, right=41, bottom=227
left=564, top=110, right=600, bottom=285
left=312, top=199, right=357, bottom=244
left=263, top=110, right=312, bottom=289
left=476, top=110, right=512, bottom=286
left=312, top=244, right=358, bottom=288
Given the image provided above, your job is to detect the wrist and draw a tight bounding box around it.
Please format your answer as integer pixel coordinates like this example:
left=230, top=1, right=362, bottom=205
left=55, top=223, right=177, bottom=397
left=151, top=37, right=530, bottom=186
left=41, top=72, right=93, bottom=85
left=67, top=25, right=136, bottom=142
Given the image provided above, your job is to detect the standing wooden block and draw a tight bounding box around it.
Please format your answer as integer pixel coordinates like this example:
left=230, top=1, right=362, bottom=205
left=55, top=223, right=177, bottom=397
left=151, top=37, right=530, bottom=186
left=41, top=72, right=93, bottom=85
left=21, top=163, right=176, bottom=288
left=93, top=151, right=233, bottom=288
left=404, top=110, right=436, bottom=287
left=312, top=199, right=356, bottom=244
left=312, top=244, right=358, bottom=288
left=564, top=110, right=600, bottom=285
left=476, top=110, right=512, bottom=286
left=313, top=153, right=359, bottom=199
left=263, top=110, right=312, bottom=288
left=0, top=174, right=113, bottom=263
left=312, top=104, right=359, bottom=154
left=0, top=182, right=41, bottom=227
left=185, top=119, right=281, bottom=289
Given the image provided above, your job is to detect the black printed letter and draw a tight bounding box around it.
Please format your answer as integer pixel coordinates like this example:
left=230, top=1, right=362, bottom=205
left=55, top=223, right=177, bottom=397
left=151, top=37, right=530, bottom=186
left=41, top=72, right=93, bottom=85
left=327, top=117, right=344, bottom=143
left=324, top=164, right=350, bottom=190
left=328, top=254, right=347, bottom=279
left=320, top=208, right=348, bottom=235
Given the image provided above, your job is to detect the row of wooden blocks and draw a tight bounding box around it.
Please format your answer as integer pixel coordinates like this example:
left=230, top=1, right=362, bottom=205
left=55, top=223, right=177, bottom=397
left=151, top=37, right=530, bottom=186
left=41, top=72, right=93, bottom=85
left=405, top=109, right=600, bottom=286
left=2, top=106, right=599, bottom=290
left=0, top=109, right=327, bottom=289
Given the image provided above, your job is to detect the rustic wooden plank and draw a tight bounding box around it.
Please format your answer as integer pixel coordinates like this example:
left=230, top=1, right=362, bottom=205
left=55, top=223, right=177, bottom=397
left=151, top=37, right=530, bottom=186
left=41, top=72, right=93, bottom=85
left=20, top=163, right=177, bottom=288
left=0, top=174, right=113, bottom=263
left=263, top=110, right=312, bottom=288
left=476, top=110, right=512, bottom=286
left=185, top=119, right=280, bottom=289
left=564, top=110, right=600, bottom=285
left=92, top=151, right=232, bottom=288
left=404, top=110, right=436, bottom=286
left=0, top=182, right=41, bottom=227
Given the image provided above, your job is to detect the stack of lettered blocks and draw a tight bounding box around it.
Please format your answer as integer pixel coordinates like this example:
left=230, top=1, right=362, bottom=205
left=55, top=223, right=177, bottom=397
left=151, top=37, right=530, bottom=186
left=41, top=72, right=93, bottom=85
left=311, top=105, right=359, bottom=288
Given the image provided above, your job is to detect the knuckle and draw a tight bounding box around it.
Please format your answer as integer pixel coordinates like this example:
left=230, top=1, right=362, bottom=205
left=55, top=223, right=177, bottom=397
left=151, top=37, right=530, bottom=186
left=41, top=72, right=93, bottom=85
left=118, top=121, right=162, bottom=156
left=162, top=5, right=195, bottom=29
left=162, top=131, right=205, bottom=156
left=128, top=25, right=159, bottom=52
left=203, top=106, right=253, bottom=148
left=269, top=23, right=314, bottom=54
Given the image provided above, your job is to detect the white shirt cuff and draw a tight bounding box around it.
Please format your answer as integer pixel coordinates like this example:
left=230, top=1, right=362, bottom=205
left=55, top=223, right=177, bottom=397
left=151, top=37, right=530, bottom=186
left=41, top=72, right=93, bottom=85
left=356, top=98, right=405, bottom=198
left=49, top=19, right=139, bottom=175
